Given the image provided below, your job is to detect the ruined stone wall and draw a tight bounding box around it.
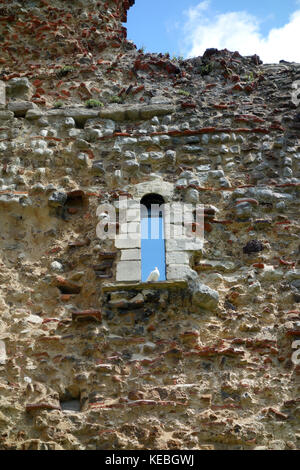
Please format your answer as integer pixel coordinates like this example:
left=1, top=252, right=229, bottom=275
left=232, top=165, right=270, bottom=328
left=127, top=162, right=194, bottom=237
left=0, top=0, right=299, bottom=451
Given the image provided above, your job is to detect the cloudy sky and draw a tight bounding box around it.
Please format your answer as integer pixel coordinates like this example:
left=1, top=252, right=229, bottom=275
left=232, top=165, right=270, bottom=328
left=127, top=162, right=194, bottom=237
left=126, top=0, right=300, bottom=63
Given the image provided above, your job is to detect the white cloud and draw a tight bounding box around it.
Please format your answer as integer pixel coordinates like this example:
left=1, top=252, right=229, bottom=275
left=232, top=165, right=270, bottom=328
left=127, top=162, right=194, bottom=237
left=182, top=1, right=300, bottom=63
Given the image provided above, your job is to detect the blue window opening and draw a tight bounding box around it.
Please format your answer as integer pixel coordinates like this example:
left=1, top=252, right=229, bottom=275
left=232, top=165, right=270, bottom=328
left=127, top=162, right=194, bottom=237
left=141, top=194, right=166, bottom=282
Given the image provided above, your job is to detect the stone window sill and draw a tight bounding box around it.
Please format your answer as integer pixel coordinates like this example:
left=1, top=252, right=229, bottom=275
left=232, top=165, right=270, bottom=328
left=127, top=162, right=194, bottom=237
left=102, top=279, right=188, bottom=293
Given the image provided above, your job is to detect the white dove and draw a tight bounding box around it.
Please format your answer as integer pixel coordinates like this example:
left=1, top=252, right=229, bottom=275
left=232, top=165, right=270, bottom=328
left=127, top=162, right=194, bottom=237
left=146, top=267, right=160, bottom=282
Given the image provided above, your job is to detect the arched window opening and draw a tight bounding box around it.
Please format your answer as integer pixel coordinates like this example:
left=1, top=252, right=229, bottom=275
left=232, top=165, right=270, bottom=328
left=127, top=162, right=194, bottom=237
left=140, top=194, right=166, bottom=282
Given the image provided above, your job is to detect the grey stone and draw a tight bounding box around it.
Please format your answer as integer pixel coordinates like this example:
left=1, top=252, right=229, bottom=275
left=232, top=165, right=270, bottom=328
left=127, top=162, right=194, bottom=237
left=75, top=138, right=90, bottom=150
left=229, top=145, right=240, bottom=154
left=0, top=340, right=6, bottom=365
left=26, top=314, right=43, bottom=324
left=92, top=161, right=105, bottom=174
left=99, top=103, right=175, bottom=122
left=99, top=105, right=125, bottom=121
left=8, top=101, right=37, bottom=117
left=53, top=108, right=100, bottom=125
left=125, top=107, right=140, bottom=121
left=185, top=188, right=199, bottom=204
left=119, top=137, right=137, bottom=145
left=235, top=202, right=253, bottom=218
left=0, top=193, right=29, bottom=205
left=167, top=264, right=197, bottom=280
left=220, top=133, right=231, bottom=143
left=115, top=237, right=141, bottom=249
left=291, top=279, right=300, bottom=289
left=48, top=191, right=67, bottom=207
left=176, top=178, right=188, bottom=188
left=185, top=136, right=200, bottom=144
left=284, top=157, right=292, bottom=166
left=123, top=160, right=139, bottom=172
left=120, top=249, right=141, bottom=261
left=166, top=238, right=204, bottom=252
left=219, top=177, right=231, bottom=188
left=151, top=116, right=160, bottom=125
left=286, top=269, right=300, bottom=280
left=150, top=96, right=172, bottom=104
left=220, top=145, right=229, bottom=154
left=124, top=150, right=136, bottom=160
left=51, top=261, right=64, bottom=272
left=149, top=152, right=164, bottom=162
left=166, top=150, right=176, bottom=163
left=0, top=81, right=5, bottom=108
left=197, top=165, right=211, bottom=172
left=85, top=128, right=102, bottom=141
left=166, top=251, right=190, bottom=265
left=77, top=153, right=89, bottom=166
left=63, top=117, right=76, bottom=128
left=7, top=77, right=32, bottom=99
left=139, top=104, right=175, bottom=119
left=209, top=170, right=225, bottom=178
left=162, top=115, right=172, bottom=125
left=197, top=260, right=236, bottom=272
left=192, top=283, right=219, bottom=311
left=61, top=400, right=81, bottom=412
left=0, top=110, right=14, bottom=120
left=201, top=134, right=210, bottom=144
left=116, top=260, right=141, bottom=282
left=180, top=171, right=194, bottom=180
left=260, top=266, right=284, bottom=281
left=138, top=136, right=153, bottom=145
left=234, top=187, right=293, bottom=203
left=244, top=153, right=257, bottom=164
left=182, top=145, right=204, bottom=153
left=283, top=167, right=293, bottom=177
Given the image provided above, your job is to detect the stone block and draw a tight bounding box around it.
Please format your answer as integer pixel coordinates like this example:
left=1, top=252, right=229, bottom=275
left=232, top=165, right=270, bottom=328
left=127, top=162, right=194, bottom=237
left=140, top=104, right=175, bottom=119
left=99, top=105, right=126, bottom=121
left=0, top=81, right=5, bottom=108
left=125, top=107, right=140, bottom=120
left=164, top=224, right=186, bottom=240
left=46, top=108, right=99, bottom=126
left=114, top=236, right=141, bottom=249
left=6, top=77, right=33, bottom=100
left=25, top=109, right=43, bottom=120
left=99, top=103, right=175, bottom=122
left=116, top=261, right=141, bottom=282
left=164, top=205, right=185, bottom=224
left=167, top=264, right=197, bottom=280
left=0, top=340, right=6, bottom=365
left=166, top=238, right=204, bottom=252
left=7, top=101, right=37, bottom=117
left=192, top=283, right=219, bottom=311
left=121, top=249, right=141, bottom=261
left=166, top=251, right=190, bottom=265
left=119, top=221, right=141, bottom=235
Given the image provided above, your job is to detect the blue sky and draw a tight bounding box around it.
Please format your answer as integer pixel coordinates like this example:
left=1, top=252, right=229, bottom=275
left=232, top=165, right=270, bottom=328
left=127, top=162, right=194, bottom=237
left=127, top=0, right=300, bottom=63
left=141, top=216, right=166, bottom=282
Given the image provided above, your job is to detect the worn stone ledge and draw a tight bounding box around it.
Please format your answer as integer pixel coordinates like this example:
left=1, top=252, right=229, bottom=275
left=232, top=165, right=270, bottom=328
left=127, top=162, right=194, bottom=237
left=102, top=279, right=188, bottom=293
left=99, top=103, right=175, bottom=121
